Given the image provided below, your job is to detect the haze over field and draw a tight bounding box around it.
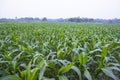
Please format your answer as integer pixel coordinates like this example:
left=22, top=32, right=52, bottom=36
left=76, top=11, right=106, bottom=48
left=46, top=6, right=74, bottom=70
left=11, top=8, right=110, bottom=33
left=0, top=0, right=120, bottom=19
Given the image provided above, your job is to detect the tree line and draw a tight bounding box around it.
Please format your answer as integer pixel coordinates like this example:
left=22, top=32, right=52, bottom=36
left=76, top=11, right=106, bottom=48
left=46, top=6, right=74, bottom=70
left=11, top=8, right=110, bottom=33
left=0, top=17, right=120, bottom=23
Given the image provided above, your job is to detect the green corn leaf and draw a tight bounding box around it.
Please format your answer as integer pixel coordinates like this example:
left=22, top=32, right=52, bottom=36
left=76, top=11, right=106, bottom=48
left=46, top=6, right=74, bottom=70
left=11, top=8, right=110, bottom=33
left=37, top=58, right=45, bottom=68
left=57, top=60, right=71, bottom=66
left=94, top=41, right=101, bottom=48
left=108, top=62, right=120, bottom=67
left=30, top=59, right=45, bottom=80
left=30, top=68, right=39, bottom=80
left=101, top=67, right=119, bottom=80
left=108, top=66, right=120, bottom=72
left=84, top=68, right=92, bottom=80
left=89, top=49, right=102, bottom=54
left=0, top=61, right=9, bottom=63
left=13, top=51, right=24, bottom=60
left=79, top=53, right=88, bottom=65
left=108, top=42, right=120, bottom=50
left=101, top=46, right=107, bottom=58
left=25, top=61, right=31, bottom=80
left=49, top=61, right=55, bottom=69
left=0, top=75, right=22, bottom=80
left=58, top=63, right=74, bottom=75
left=11, top=61, right=17, bottom=72
left=57, top=49, right=65, bottom=59
left=18, top=70, right=25, bottom=79
left=71, top=66, right=82, bottom=80
left=83, top=54, right=88, bottom=65
left=39, top=61, right=46, bottom=80
left=79, top=53, right=83, bottom=65
left=58, top=75, right=68, bottom=80
left=42, top=77, right=55, bottom=80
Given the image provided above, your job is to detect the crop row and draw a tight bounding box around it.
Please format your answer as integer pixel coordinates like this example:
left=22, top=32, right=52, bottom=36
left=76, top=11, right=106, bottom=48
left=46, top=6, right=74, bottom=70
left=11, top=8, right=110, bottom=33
left=0, top=23, right=120, bottom=80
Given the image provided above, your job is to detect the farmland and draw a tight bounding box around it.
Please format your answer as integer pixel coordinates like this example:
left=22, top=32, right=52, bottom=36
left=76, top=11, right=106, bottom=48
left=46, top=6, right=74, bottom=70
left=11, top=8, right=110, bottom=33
left=0, top=22, right=120, bottom=80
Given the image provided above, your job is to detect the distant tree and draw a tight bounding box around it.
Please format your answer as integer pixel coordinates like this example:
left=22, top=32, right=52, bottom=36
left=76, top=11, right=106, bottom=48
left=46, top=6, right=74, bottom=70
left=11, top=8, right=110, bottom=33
left=68, top=18, right=74, bottom=22
left=42, top=17, right=47, bottom=21
left=88, top=18, right=94, bottom=22
left=108, top=20, right=113, bottom=23
left=34, top=18, right=40, bottom=21
left=83, top=18, right=88, bottom=22
left=68, top=17, right=80, bottom=22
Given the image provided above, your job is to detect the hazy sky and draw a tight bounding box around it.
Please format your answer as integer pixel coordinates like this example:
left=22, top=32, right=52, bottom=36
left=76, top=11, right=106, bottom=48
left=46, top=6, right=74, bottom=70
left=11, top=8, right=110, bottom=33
left=0, top=0, right=120, bottom=19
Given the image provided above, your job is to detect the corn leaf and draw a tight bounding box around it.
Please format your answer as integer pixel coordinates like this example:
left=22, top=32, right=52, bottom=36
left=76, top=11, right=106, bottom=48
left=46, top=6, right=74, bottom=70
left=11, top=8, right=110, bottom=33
left=0, top=75, right=22, bottom=80
left=58, top=63, right=74, bottom=75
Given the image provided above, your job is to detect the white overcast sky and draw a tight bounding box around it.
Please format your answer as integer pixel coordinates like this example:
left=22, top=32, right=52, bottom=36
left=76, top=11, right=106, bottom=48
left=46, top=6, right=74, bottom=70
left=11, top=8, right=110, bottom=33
left=0, top=0, right=120, bottom=19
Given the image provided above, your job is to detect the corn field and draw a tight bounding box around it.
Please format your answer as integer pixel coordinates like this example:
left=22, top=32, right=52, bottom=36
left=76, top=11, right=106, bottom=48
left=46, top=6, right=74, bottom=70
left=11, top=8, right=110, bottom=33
left=0, top=22, right=120, bottom=80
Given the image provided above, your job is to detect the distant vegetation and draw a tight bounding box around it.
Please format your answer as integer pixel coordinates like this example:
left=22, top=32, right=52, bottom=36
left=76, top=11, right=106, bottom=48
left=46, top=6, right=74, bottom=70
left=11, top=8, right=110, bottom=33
left=0, top=17, right=120, bottom=23
left=0, top=23, right=120, bottom=80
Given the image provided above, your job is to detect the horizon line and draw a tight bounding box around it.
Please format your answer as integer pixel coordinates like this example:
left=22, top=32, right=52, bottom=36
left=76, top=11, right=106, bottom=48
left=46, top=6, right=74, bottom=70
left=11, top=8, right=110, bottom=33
left=0, top=17, right=120, bottom=20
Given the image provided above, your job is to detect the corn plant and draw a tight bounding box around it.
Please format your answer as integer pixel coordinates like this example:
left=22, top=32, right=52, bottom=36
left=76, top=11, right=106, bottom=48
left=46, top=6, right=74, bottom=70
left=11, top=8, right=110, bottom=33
left=0, top=22, right=120, bottom=80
